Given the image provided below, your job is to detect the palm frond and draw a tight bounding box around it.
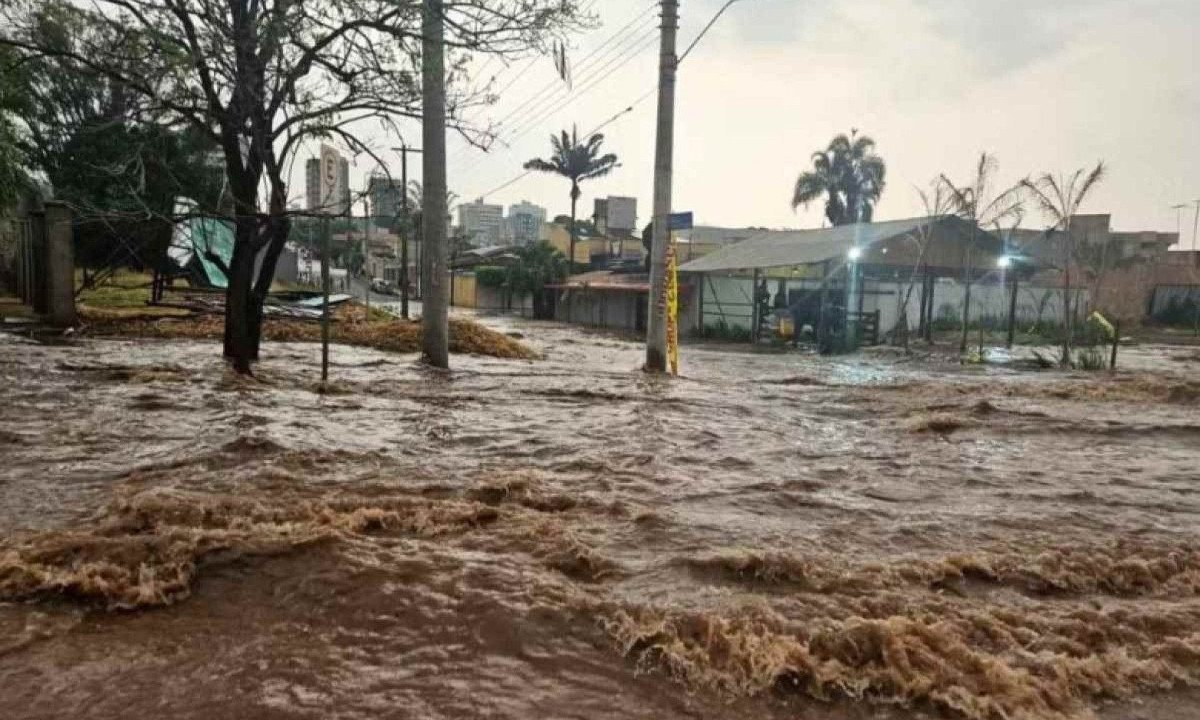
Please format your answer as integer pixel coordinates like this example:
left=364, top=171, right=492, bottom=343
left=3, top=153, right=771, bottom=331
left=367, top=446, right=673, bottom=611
left=850, top=134, right=877, bottom=158
left=523, top=157, right=561, bottom=174
left=792, top=172, right=827, bottom=209
left=977, top=182, right=1024, bottom=226
left=935, top=174, right=974, bottom=218
left=1072, top=161, right=1106, bottom=211
left=1019, top=177, right=1065, bottom=229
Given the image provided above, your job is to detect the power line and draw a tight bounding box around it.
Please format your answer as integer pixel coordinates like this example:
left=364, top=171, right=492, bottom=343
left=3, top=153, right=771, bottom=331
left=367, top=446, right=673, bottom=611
left=459, top=0, right=745, bottom=204
left=468, top=86, right=657, bottom=202
left=458, top=0, right=605, bottom=128
left=679, top=0, right=743, bottom=63
left=450, top=1, right=657, bottom=166
left=456, top=27, right=659, bottom=181
left=493, top=10, right=658, bottom=140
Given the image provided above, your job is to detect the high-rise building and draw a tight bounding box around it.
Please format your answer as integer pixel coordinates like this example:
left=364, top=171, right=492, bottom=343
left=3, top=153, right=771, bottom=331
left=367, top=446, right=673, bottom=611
left=367, top=174, right=403, bottom=224
left=458, top=197, right=504, bottom=246
left=337, top=157, right=351, bottom=216
left=507, top=200, right=547, bottom=245
left=305, top=156, right=352, bottom=216
left=305, top=158, right=321, bottom=212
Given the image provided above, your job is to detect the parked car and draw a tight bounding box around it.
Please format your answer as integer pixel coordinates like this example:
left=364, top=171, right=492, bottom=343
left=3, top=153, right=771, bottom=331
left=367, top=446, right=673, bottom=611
left=370, top=278, right=396, bottom=295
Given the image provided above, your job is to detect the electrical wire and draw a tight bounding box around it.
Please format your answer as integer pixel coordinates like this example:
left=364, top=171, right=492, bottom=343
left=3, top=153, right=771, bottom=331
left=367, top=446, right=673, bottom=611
left=457, top=0, right=746, bottom=203
left=450, top=1, right=657, bottom=166
left=455, top=26, right=658, bottom=181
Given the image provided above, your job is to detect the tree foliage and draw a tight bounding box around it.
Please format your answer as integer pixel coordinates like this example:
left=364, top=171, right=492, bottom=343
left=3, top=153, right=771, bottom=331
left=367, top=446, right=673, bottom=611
left=525, top=125, right=617, bottom=266
left=935, top=152, right=1024, bottom=353
left=1, top=0, right=581, bottom=372
left=792, top=129, right=886, bottom=225
left=1020, top=162, right=1107, bottom=364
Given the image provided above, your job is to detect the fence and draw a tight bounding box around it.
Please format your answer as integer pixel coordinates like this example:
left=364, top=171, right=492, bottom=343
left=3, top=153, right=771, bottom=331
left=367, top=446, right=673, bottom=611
left=3, top=216, right=48, bottom=311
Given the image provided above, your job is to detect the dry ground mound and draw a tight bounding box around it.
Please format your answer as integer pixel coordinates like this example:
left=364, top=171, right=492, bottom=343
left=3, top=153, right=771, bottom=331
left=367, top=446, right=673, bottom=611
left=78, top=305, right=537, bottom=360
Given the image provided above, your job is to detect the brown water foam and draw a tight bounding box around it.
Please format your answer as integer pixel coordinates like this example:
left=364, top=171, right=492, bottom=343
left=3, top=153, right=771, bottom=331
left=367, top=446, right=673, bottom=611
left=4, top=330, right=1200, bottom=718
left=606, top=543, right=1200, bottom=720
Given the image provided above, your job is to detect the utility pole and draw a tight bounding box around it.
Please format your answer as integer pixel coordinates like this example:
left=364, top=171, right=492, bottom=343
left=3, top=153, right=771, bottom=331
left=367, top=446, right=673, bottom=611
left=644, top=0, right=679, bottom=372
left=363, top=197, right=371, bottom=318
left=1172, top=204, right=1187, bottom=248
left=421, top=0, right=449, bottom=368
left=1192, top=199, right=1200, bottom=251
left=320, top=216, right=331, bottom=381
left=393, top=143, right=422, bottom=320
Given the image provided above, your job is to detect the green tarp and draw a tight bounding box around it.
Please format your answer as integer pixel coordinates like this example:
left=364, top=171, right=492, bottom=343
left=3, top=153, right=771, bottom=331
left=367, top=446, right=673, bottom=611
left=189, top=216, right=236, bottom=289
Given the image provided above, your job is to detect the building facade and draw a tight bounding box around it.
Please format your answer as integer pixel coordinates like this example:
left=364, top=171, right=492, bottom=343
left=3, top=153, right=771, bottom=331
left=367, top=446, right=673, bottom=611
left=305, top=156, right=352, bottom=216
left=593, top=196, right=637, bottom=237
left=367, top=175, right=403, bottom=224
left=458, top=197, right=504, bottom=246
left=507, top=200, right=547, bottom=245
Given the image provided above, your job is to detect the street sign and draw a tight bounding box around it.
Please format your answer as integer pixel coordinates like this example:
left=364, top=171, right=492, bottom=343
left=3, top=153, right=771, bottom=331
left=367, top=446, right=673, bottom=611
left=668, top=211, right=693, bottom=230
left=319, top=144, right=344, bottom=216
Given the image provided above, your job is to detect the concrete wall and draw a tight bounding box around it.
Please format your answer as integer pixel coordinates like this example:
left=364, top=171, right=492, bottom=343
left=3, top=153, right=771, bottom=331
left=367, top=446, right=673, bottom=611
left=556, top=289, right=644, bottom=332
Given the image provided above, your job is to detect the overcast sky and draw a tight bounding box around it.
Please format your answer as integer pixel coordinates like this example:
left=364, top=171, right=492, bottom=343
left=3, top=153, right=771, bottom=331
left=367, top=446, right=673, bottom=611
left=322, top=0, right=1200, bottom=243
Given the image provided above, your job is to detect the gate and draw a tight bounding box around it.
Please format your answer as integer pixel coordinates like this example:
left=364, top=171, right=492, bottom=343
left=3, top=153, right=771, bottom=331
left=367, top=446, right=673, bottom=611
left=11, top=214, right=49, bottom=312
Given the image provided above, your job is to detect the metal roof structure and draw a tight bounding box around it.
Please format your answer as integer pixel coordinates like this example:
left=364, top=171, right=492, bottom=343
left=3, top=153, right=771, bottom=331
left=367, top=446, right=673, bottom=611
left=677, top=216, right=1000, bottom=274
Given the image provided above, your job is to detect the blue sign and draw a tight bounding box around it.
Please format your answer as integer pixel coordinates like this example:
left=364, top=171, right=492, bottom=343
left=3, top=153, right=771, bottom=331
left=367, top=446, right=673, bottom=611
left=668, top=212, right=693, bottom=230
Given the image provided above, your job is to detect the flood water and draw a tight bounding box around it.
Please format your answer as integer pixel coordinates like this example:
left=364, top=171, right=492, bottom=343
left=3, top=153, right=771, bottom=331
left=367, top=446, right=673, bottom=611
left=2, top=318, right=1199, bottom=719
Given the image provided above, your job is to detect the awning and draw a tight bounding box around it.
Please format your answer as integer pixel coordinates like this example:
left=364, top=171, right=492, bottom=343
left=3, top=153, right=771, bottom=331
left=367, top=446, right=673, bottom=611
left=677, top=216, right=1003, bottom=274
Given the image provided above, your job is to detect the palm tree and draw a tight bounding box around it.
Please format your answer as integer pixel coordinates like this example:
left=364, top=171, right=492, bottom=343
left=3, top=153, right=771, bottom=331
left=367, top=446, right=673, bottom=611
left=524, top=126, right=619, bottom=267
left=792, top=130, right=886, bottom=226
left=936, top=153, right=1023, bottom=353
left=1020, top=162, right=1106, bottom=365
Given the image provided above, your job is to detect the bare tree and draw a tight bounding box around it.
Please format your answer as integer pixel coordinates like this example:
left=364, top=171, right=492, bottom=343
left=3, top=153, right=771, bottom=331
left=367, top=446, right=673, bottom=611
left=1020, top=162, right=1106, bottom=364
left=893, top=182, right=954, bottom=349
left=1, top=0, right=580, bottom=373
left=936, top=153, right=1023, bottom=354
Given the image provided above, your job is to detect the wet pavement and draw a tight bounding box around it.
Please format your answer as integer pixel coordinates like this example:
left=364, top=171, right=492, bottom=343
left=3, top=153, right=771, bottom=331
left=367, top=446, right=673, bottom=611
left=1, top=319, right=1199, bottom=719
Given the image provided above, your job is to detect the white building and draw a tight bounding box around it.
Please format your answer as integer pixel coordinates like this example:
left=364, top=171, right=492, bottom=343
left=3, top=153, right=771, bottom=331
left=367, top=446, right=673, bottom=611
left=593, top=196, right=637, bottom=237
left=507, top=200, right=547, bottom=245
left=458, top=197, right=504, bottom=246
left=305, top=156, right=352, bottom=216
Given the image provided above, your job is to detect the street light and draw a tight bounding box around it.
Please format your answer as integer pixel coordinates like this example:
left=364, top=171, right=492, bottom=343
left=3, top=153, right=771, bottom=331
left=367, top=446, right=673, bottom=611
left=847, top=246, right=862, bottom=261
left=997, top=255, right=1013, bottom=269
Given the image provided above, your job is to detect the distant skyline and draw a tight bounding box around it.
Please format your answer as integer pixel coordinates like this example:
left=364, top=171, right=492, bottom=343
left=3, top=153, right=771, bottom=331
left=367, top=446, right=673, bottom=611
left=296, top=0, right=1200, bottom=245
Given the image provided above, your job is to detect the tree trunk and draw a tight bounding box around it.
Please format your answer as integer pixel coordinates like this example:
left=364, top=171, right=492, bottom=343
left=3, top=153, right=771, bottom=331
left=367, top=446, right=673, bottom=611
left=569, top=186, right=578, bottom=270
left=223, top=236, right=256, bottom=374
left=420, top=0, right=449, bottom=368
left=959, top=248, right=972, bottom=354
left=1062, top=264, right=1073, bottom=365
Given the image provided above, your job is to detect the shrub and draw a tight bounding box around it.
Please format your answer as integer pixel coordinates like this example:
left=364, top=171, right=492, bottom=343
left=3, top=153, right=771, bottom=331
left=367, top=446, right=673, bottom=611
left=697, top=320, right=752, bottom=343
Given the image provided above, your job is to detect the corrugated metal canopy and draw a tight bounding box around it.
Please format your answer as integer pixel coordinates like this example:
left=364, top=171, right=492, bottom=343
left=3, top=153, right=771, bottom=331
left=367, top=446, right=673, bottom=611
left=677, top=216, right=994, bottom=273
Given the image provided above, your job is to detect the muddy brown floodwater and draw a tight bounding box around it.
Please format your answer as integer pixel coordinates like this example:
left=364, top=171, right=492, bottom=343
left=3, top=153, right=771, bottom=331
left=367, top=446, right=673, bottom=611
left=2, top=319, right=1200, bottom=720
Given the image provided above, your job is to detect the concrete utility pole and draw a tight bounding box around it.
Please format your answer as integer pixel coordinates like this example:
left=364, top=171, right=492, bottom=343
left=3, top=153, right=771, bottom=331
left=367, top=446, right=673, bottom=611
left=321, top=216, right=331, bottom=381
left=1192, top=199, right=1200, bottom=251
left=421, top=0, right=449, bottom=368
left=395, top=143, right=422, bottom=320
left=644, top=0, right=679, bottom=372
left=363, top=197, right=371, bottom=317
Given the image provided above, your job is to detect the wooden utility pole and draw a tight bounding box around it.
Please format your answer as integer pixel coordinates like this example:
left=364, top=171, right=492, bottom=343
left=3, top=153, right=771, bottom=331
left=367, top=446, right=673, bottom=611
left=645, top=0, right=679, bottom=372
left=421, top=0, right=449, bottom=368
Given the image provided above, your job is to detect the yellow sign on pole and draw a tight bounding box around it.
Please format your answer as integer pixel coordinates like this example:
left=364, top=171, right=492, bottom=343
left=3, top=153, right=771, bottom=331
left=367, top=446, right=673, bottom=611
left=666, top=238, right=679, bottom=375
